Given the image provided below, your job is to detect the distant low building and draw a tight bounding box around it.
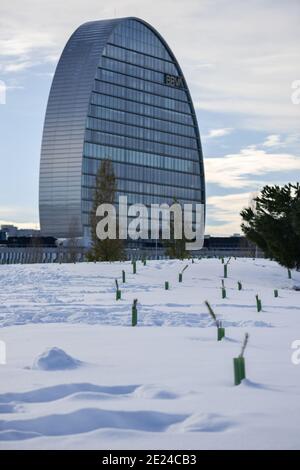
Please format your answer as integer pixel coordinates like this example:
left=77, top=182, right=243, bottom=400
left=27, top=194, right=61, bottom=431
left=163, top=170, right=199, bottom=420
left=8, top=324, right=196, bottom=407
left=0, top=234, right=263, bottom=265
left=202, top=235, right=260, bottom=257
left=1, top=236, right=56, bottom=248
left=0, top=225, right=40, bottom=240
left=0, top=225, right=18, bottom=238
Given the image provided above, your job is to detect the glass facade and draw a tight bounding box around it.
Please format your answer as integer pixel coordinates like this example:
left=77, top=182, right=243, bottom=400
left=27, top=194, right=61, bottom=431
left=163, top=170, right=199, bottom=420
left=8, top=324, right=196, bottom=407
left=39, top=17, right=205, bottom=241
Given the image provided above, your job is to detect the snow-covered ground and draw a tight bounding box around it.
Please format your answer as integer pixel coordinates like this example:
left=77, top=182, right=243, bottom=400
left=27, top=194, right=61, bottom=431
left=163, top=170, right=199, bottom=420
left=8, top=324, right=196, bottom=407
left=0, top=258, right=299, bottom=449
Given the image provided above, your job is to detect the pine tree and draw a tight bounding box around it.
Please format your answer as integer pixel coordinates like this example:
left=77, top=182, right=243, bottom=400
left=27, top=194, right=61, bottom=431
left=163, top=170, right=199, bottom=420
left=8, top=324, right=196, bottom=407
left=240, top=183, right=300, bottom=270
left=87, top=159, right=125, bottom=261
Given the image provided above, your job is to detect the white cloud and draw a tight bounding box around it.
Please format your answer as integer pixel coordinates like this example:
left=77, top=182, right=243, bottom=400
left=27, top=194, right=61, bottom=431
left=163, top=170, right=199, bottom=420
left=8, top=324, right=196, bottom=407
left=205, top=192, right=251, bottom=236
left=205, top=144, right=300, bottom=234
left=0, top=0, right=298, bottom=134
left=0, top=220, right=39, bottom=229
left=260, top=133, right=300, bottom=151
left=205, top=128, right=233, bottom=139
left=2, top=61, right=35, bottom=72
left=43, top=54, right=60, bottom=64
left=262, top=134, right=282, bottom=147
left=0, top=32, right=55, bottom=57
left=0, top=205, right=39, bottom=227
left=0, top=29, right=55, bottom=76
left=205, top=147, right=300, bottom=189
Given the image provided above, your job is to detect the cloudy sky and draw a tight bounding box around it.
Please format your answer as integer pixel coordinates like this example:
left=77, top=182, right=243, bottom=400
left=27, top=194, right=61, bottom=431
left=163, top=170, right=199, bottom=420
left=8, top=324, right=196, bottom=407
left=0, top=0, right=299, bottom=235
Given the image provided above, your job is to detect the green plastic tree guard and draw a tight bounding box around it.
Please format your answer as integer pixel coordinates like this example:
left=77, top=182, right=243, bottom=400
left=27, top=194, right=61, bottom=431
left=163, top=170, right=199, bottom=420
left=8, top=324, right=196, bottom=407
left=233, top=358, right=241, bottom=385
left=116, top=290, right=121, bottom=300
left=288, top=269, right=292, bottom=279
left=165, top=281, right=169, bottom=290
left=179, top=273, right=182, bottom=282
left=217, top=327, right=225, bottom=341
left=233, top=357, right=246, bottom=385
left=221, top=258, right=224, bottom=264
left=132, top=306, right=137, bottom=326
left=133, top=261, right=136, bottom=274
left=256, top=295, right=262, bottom=312
left=274, top=289, right=278, bottom=298
left=238, top=281, right=242, bottom=290
left=122, top=270, right=125, bottom=283
left=224, top=264, right=228, bottom=278
left=222, top=287, right=226, bottom=299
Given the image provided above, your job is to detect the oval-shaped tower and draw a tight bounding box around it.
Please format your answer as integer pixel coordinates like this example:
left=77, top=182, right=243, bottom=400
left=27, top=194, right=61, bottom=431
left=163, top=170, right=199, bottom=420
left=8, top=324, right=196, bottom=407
left=39, top=17, right=205, bottom=242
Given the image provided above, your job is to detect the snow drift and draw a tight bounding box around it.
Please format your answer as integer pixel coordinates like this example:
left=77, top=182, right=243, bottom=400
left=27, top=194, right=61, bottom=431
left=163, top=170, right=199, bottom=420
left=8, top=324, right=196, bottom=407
left=32, top=347, right=82, bottom=371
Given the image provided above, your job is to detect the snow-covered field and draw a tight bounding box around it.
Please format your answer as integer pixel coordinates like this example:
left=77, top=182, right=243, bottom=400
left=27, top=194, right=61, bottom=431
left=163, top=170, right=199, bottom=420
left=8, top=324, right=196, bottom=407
left=0, top=258, right=299, bottom=449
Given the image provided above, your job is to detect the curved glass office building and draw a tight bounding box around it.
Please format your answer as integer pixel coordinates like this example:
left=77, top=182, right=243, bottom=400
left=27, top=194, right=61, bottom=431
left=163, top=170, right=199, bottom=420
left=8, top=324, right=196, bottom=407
left=39, top=17, right=205, bottom=242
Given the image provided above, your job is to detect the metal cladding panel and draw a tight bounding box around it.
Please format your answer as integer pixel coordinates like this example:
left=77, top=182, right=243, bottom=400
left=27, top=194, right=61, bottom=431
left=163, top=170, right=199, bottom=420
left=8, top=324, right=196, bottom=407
left=39, top=19, right=120, bottom=237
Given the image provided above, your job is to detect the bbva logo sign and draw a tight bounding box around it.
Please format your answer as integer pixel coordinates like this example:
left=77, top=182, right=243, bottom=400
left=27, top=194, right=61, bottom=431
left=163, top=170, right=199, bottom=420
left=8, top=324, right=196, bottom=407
left=164, top=73, right=184, bottom=88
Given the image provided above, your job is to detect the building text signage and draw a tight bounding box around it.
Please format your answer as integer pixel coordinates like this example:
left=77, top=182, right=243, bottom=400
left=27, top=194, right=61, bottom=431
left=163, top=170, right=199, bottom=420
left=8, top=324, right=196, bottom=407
left=164, top=74, right=184, bottom=88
